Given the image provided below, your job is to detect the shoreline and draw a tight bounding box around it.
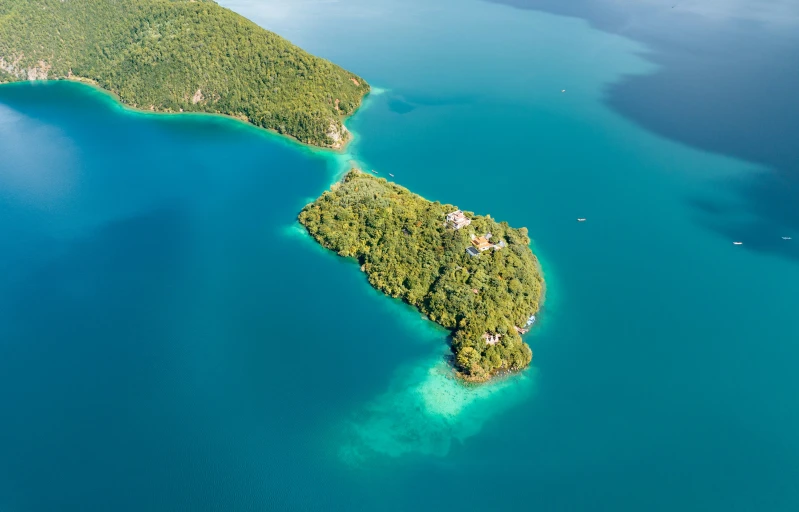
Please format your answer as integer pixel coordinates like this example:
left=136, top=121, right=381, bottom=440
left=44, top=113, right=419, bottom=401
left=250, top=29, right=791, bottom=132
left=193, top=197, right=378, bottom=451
left=0, top=77, right=368, bottom=153
left=299, top=170, right=546, bottom=384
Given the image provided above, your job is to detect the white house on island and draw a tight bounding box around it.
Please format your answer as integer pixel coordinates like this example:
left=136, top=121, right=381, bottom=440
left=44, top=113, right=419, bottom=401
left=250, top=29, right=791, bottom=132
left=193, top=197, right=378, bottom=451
left=446, top=210, right=471, bottom=230
left=483, top=332, right=502, bottom=346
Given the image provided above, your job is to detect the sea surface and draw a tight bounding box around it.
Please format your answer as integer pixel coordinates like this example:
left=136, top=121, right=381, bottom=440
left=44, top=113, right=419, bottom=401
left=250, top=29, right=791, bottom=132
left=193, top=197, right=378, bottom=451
left=1, top=0, right=798, bottom=510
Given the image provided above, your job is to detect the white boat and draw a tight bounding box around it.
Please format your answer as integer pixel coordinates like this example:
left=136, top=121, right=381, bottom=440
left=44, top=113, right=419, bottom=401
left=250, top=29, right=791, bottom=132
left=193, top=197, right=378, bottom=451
left=389, top=173, right=395, bottom=177
left=371, top=169, right=378, bottom=174
left=733, top=241, right=743, bottom=245
left=561, top=89, right=566, bottom=93
left=782, top=237, right=792, bottom=240
left=577, top=218, right=586, bottom=222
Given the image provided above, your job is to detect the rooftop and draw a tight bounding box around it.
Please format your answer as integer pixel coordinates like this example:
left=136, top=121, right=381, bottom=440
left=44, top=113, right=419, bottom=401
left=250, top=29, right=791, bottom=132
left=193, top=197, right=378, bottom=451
left=483, top=332, right=502, bottom=345
left=472, top=236, right=493, bottom=251
left=446, top=210, right=471, bottom=229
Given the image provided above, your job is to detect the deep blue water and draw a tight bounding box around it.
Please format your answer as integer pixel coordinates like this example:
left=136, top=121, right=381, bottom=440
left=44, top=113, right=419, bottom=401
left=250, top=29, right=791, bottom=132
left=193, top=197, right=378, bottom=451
left=2, top=0, right=799, bottom=510
left=484, top=0, right=799, bottom=261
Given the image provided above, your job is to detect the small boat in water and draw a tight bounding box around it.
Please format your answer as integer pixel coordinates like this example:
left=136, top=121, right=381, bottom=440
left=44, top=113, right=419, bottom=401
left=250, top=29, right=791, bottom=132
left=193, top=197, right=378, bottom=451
left=389, top=173, right=395, bottom=177
left=371, top=169, right=378, bottom=174
left=733, top=241, right=743, bottom=245
left=577, top=218, right=586, bottom=222
left=782, top=237, right=792, bottom=240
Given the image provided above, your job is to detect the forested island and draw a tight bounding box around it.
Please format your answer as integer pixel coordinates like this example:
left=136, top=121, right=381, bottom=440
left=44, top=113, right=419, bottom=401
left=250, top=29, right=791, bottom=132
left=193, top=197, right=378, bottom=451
left=299, top=171, right=545, bottom=382
left=0, top=0, right=369, bottom=148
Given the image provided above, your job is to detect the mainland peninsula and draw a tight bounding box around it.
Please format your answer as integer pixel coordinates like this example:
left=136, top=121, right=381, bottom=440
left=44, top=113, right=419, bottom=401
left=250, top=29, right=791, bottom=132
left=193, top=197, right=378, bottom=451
left=0, top=0, right=369, bottom=148
left=299, top=171, right=545, bottom=382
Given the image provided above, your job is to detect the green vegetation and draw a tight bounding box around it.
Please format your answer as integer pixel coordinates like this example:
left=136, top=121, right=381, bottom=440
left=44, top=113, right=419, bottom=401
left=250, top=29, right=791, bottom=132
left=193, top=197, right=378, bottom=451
left=299, top=171, right=545, bottom=382
left=0, top=0, right=369, bottom=147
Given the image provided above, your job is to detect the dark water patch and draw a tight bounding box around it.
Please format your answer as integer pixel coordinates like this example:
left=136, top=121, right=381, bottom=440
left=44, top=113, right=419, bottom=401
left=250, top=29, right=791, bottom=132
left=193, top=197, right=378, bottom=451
left=386, top=92, right=481, bottom=114
left=388, top=97, right=416, bottom=114
left=687, top=168, right=799, bottom=261
left=400, top=93, right=481, bottom=107
left=484, top=0, right=799, bottom=256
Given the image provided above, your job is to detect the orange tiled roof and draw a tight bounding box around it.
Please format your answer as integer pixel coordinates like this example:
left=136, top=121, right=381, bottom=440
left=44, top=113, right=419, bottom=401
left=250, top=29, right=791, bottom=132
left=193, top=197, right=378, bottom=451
left=472, top=237, right=492, bottom=250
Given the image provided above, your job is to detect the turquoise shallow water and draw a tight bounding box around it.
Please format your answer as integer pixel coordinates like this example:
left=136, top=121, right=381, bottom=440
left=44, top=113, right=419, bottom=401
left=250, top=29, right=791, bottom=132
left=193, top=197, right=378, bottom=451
left=2, top=0, right=799, bottom=510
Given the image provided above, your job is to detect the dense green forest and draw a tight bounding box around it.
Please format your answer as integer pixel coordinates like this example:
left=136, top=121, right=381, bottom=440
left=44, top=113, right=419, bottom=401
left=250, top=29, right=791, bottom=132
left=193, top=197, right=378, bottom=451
left=299, top=171, right=545, bottom=382
left=0, top=0, right=369, bottom=147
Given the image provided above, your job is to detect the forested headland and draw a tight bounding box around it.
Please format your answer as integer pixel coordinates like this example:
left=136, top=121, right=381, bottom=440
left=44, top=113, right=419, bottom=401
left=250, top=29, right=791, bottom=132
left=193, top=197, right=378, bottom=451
left=299, top=171, right=545, bottom=382
left=0, top=0, right=369, bottom=148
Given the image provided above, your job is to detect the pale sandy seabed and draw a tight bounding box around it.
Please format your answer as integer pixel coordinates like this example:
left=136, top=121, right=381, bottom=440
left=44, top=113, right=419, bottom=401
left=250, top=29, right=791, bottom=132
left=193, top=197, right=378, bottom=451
left=338, top=354, right=536, bottom=464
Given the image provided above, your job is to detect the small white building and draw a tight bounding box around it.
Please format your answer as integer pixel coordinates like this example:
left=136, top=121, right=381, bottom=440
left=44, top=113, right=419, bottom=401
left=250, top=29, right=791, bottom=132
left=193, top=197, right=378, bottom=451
left=483, top=332, right=502, bottom=346
left=446, top=210, right=471, bottom=230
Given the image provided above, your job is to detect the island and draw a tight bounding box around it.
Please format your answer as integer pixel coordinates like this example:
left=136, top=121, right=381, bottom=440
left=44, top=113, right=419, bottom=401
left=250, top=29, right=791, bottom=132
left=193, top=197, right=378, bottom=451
left=0, top=0, right=369, bottom=148
left=299, top=171, right=545, bottom=382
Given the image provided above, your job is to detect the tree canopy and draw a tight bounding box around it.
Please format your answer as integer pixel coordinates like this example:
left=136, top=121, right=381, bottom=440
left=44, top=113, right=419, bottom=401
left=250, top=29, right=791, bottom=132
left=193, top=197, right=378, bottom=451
left=0, top=0, right=369, bottom=147
left=299, top=171, right=545, bottom=382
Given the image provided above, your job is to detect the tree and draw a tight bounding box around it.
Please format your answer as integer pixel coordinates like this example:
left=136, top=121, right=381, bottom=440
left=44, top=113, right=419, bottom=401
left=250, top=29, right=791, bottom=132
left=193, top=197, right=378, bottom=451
left=457, top=346, right=481, bottom=371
